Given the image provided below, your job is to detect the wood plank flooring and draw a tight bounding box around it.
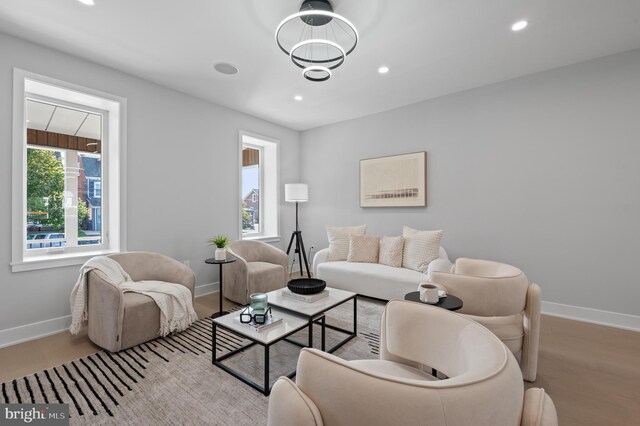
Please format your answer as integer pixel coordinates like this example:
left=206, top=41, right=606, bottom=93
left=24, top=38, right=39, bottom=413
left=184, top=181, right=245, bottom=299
left=1, top=293, right=638, bottom=426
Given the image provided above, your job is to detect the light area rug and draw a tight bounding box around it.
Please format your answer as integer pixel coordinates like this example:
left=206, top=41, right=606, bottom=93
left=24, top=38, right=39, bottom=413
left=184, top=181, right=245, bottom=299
left=1, top=298, right=386, bottom=425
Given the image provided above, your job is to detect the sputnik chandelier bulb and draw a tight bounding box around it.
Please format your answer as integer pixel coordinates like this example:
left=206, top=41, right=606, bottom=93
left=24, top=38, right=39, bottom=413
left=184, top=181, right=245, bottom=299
left=275, top=0, right=358, bottom=82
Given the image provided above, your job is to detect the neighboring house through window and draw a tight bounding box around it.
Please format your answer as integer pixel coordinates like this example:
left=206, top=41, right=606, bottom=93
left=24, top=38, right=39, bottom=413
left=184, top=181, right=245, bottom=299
left=11, top=70, right=126, bottom=271
left=240, top=131, right=278, bottom=240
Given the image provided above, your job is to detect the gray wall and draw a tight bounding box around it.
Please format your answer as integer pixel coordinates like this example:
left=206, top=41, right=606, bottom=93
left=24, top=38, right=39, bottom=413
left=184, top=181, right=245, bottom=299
left=300, top=48, right=640, bottom=317
left=0, top=33, right=300, bottom=334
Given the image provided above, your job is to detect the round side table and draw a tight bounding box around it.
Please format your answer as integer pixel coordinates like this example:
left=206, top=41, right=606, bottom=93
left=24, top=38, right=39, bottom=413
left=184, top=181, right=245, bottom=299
left=205, top=255, right=237, bottom=318
left=404, top=291, right=463, bottom=311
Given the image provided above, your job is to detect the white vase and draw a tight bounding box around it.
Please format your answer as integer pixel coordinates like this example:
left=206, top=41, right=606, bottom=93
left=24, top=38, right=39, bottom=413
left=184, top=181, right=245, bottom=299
left=215, top=248, right=226, bottom=261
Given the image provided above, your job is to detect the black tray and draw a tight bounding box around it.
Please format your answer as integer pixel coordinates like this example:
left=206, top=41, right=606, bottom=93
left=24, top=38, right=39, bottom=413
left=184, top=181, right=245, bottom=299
left=287, top=278, right=326, bottom=295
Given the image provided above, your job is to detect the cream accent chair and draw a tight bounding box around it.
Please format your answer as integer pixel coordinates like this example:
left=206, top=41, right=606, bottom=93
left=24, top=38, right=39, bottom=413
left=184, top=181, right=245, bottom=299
left=223, top=240, right=288, bottom=304
left=429, top=258, right=541, bottom=382
left=86, top=252, right=195, bottom=352
left=267, top=300, right=557, bottom=426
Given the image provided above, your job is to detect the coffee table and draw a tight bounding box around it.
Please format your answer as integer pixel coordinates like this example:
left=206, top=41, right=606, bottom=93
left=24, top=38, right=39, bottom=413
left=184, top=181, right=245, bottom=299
left=266, top=286, right=357, bottom=353
left=212, top=308, right=309, bottom=396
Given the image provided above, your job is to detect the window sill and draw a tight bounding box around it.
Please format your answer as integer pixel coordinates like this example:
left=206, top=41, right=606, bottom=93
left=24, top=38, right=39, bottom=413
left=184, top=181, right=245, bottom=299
left=242, top=235, right=281, bottom=244
left=11, top=249, right=120, bottom=272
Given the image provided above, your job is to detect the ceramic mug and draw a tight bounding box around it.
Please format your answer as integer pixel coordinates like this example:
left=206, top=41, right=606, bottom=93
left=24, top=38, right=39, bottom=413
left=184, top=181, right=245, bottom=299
left=419, top=283, right=440, bottom=304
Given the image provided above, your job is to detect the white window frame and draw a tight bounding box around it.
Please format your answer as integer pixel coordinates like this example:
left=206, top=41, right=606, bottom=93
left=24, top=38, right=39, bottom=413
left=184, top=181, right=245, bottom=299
left=11, top=69, right=127, bottom=272
left=239, top=131, right=279, bottom=242
left=93, top=180, right=102, bottom=198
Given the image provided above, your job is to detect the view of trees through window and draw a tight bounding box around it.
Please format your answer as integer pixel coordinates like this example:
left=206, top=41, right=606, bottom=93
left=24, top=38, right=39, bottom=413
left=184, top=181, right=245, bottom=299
left=242, top=146, right=260, bottom=234
left=25, top=100, right=102, bottom=250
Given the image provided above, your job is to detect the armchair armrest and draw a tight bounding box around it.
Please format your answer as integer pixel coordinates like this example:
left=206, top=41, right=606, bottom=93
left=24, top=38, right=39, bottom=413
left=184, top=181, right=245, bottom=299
left=521, top=388, right=558, bottom=426
left=522, top=283, right=541, bottom=382
left=223, top=249, right=249, bottom=304
left=87, top=270, right=125, bottom=352
left=312, top=248, right=329, bottom=277
left=268, top=377, right=323, bottom=426
left=426, top=247, right=452, bottom=278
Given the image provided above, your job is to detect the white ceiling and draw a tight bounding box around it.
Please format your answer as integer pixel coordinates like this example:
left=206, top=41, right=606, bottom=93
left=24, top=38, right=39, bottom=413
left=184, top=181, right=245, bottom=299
left=2, top=1, right=640, bottom=131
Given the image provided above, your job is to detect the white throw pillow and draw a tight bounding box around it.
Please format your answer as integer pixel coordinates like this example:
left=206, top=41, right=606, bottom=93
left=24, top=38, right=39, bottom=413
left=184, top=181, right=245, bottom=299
left=347, top=235, right=380, bottom=263
left=401, top=226, right=443, bottom=272
left=326, top=225, right=367, bottom=261
left=378, top=236, right=404, bottom=268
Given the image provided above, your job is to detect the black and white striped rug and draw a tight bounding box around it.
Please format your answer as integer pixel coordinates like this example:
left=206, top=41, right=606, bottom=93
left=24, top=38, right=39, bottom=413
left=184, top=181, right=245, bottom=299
left=1, top=299, right=384, bottom=425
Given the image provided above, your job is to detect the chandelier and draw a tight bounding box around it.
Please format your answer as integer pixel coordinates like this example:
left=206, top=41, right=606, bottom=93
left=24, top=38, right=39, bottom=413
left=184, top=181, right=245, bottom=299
left=275, top=0, right=359, bottom=82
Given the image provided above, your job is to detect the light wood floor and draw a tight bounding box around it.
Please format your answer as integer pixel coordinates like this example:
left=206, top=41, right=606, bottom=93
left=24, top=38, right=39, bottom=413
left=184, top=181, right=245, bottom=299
left=1, top=294, right=638, bottom=426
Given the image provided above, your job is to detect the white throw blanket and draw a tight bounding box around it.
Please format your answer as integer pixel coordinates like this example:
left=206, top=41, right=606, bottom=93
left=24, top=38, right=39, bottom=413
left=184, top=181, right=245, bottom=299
left=70, top=256, right=197, bottom=336
left=120, top=280, right=197, bottom=337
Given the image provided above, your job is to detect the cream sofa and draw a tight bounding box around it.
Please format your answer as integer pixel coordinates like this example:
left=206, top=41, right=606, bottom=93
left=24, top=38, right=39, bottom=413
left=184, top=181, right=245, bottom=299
left=312, top=247, right=452, bottom=300
left=267, top=300, right=557, bottom=426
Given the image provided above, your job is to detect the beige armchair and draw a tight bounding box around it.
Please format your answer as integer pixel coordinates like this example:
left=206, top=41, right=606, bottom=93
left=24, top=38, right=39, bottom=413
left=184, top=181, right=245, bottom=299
left=86, top=252, right=195, bottom=352
left=267, top=300, right=557, bottom=426
left=223, top=240, right=288, bottom=304
left=429, top=258, right=541, bottom=382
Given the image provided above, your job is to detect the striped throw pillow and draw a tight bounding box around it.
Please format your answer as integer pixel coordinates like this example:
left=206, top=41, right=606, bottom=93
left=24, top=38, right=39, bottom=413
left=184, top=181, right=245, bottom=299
left=401, top=226, right=443, bottom=272
left=326, top=225, right=367, bottom=261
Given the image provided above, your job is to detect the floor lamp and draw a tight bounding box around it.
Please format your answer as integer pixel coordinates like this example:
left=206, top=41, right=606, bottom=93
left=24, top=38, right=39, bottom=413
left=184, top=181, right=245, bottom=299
left=285, top=183, right=312, bottom=278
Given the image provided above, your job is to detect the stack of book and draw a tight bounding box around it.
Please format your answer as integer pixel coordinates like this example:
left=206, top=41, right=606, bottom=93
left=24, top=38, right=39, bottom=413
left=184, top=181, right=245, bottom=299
left=281, top=288, right=329, bottom=303
left=234, top=314, right=282, bottom=332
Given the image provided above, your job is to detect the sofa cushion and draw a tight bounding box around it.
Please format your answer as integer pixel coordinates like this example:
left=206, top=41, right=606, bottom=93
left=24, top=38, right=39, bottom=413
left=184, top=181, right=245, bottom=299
left=402, top=227, right=443, bottom=272
left=247, top=262, right=285, bottom=294
left=379, top=236, right=404, bottom=268
left=326, top=225, right=367, bottom=261
left=461, top=313, right=524, bottom=355
left=347, top=235, right=380, bottom=263
left=121, top=292, right=161, bottom=350
left=317, top=261, right=428, bottom=300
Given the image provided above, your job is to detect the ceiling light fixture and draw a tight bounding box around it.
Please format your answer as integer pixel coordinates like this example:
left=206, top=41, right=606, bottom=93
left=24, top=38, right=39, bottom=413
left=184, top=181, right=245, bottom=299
left=294, top=95, right=303, bottom=101
left=378, top=66, right=389, bottom=74
left=511, top=20, right=528, bottom=31
left=275, top=0, right=358, bottom=82
left=77, top=0, right=96, bottom=6
left=214, top=63, right=239, bottom=75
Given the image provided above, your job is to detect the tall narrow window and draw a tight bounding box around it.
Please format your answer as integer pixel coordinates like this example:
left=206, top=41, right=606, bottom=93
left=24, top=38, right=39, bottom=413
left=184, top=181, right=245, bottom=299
left=12, top=70, right=126, bottom=271
left=239, top=132, right=279, bottom=240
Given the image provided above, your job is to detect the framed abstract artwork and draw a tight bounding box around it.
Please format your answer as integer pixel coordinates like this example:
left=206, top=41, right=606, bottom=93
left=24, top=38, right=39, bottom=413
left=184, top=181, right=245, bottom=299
left=360, top=151, right=427, bottom=207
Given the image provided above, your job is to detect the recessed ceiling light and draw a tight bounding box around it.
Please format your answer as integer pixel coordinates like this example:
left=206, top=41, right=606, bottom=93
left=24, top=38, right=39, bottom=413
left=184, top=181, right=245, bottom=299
left=511, top=20, right=528, bottom=31
left=214, top=63, right=239, bottom=75
left=378, top=66, right=390, bottom=74
left=77, top=0, right=96, bottom=6
left=294, top=95, right=303, bottom=101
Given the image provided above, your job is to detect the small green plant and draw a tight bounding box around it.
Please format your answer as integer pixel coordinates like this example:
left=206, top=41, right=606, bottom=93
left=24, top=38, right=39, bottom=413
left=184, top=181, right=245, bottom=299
left=209, top=235, right=229, bottom=249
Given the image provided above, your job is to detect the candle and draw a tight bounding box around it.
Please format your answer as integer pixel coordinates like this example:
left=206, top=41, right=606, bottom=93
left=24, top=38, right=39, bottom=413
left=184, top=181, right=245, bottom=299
left=249, top=293, right=268, bottom=314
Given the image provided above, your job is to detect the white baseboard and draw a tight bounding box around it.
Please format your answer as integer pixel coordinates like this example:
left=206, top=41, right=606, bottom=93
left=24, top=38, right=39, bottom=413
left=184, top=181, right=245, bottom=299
left=195, top=281, right=219, bottom=297
left=542, top=301, right=640, bottom=332
left=0, top=315, right=72, bottom=349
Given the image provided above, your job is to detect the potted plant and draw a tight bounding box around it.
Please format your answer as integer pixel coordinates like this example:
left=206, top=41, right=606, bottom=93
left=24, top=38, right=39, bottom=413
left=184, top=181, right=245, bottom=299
left=210, top=235, right=229, bottom=261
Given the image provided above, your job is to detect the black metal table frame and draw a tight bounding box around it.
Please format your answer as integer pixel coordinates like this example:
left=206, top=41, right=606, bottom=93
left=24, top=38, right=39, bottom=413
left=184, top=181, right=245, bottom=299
left=278, top=293, right=357, bottom=354
left=212, top=318, right=311, bottom=396
left=205, top=255, right=237, bottom=319
left=211, top=294, right=358, bottom=396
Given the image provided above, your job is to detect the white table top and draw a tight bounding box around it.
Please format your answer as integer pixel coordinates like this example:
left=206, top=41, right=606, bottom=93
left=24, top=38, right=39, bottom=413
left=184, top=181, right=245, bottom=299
left=266, top=286, right=357, bottom=317
left=212, top=308, right=308, bottom=345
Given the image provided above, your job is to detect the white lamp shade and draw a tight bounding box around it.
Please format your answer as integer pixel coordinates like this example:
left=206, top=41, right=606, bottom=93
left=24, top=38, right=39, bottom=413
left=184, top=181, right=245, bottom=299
left=285, top=183, right=308, bottom=202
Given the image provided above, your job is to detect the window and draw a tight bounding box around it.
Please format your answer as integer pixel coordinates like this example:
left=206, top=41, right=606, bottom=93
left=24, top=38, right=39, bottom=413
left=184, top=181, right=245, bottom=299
left=12, top=70, right=126, bottom=271
left=239, top=131, right=279, bottom=241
